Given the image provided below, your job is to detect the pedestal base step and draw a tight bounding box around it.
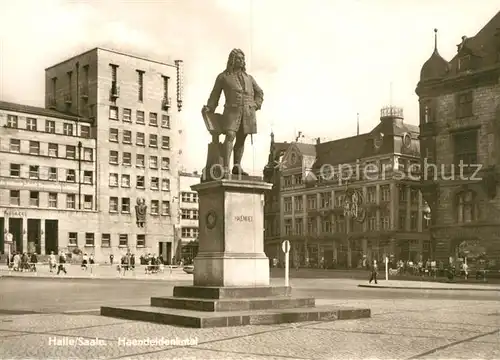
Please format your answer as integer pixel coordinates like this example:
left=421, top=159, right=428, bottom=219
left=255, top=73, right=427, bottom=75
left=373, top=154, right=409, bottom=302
left=101, top=305, right=371, bottom=328
left=151, top=296, right=315, bottom=312
left=173, top=286, right=291, bottom=299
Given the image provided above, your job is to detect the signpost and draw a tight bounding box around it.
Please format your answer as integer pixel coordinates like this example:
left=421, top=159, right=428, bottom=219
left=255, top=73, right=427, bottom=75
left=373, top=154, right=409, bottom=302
left=385, top=256, right=389, bottom=281
left=282, top=240, right=290, bottom=287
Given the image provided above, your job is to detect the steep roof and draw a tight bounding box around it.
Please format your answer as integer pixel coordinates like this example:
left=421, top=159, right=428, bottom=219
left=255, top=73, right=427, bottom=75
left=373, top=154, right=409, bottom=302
left=273, top=142, right=290, bottom=160
left=451, top=11, right=500, bottom=67
left=312, top=133, right=371, bottom=169
left=294, top=142, right=316, bottom=157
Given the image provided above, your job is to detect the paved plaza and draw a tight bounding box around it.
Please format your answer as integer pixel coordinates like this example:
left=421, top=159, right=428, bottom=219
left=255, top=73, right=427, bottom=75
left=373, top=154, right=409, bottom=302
left=1, top=276, right=499, bottom=359
left=0, top=297, right=499, bottom=359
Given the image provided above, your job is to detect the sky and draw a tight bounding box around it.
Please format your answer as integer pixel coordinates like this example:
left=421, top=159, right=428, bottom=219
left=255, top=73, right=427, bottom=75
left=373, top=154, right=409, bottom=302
left=0, top=0, right=498, bottom=175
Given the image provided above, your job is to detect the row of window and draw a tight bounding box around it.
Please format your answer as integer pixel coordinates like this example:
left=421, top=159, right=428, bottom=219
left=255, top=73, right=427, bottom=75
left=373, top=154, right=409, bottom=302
left=281, top=211, right=424, bottom=236
left=7, top=164, right=93, bottom=184
left=7, top=190, right=172, bottom=216
left=5, top=114, right=91, bottom=138
left=282, top=214, right=392, bottom=235
left=282, top=186, right=389, bottom=213
left=8, top=190, right=93, bottom=209
left=181, top=209, right=199, bottom=220
left=181, top=192, right=198, bottom=203
left=109, top=197, right=170, bottom=216
left=181, top=227, right=199, bottom=238
left=109, top=151, right=170, bottom=167
left=109, top=173, right=170, bottom=191
left=109, top=129, right=170, bottom=149
left=282, top=159, right=420, bottom=189
left=6, top=138, right=93, bottom=160
left=109, top=106, right=170, bottom=128
left=421, top=130, right=478, bottom=171
left=107, top=65, right=171, bottom=104
left=420, top=91, right=473, bottom=124
left=282, top=186, right=421, bottom=213
left=68, top=232, right=145, bottom=248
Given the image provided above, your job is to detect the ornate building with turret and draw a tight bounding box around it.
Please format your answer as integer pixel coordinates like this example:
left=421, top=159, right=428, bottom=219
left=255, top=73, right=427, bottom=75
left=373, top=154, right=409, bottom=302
left=416, top=11, right=500, bottom=268
left=263, top=107, right=429, bottom=268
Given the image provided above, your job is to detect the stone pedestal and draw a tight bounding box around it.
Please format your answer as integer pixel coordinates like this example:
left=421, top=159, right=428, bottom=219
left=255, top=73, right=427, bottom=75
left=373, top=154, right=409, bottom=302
left=193, top=178, right=271, bottom=287
left=101, top=177, right=371, bottom=328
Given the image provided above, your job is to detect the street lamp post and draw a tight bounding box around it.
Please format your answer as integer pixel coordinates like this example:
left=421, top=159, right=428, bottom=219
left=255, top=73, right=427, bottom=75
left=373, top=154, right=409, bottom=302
left=423, top=202, right=432, bottom=259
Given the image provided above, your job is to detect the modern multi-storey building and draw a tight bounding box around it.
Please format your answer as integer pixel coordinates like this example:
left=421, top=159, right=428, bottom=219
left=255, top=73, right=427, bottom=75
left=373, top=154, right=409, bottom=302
left=0, top=47, right=184, bottom=262
left=416, top=11, right=500, bottom=265
left=177, top=171, right=200, bottom=262
left=264, top=107, right=430, bottom=268
left=0, top=101, right=96, bottom=256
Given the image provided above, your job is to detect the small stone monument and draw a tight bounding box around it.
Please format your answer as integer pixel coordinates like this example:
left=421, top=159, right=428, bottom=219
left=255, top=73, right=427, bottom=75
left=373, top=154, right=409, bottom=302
left=101, top=49, right=371, bottom=327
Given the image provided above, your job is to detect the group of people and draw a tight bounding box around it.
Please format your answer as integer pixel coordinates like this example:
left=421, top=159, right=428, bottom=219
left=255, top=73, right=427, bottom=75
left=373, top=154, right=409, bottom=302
left=81, top=253, right=95, bottom=270
left=6, top=251, right=69, bottom=275
left=7, top=252, right=38, bottom=272
left=112, top=252, right=166, bottom=274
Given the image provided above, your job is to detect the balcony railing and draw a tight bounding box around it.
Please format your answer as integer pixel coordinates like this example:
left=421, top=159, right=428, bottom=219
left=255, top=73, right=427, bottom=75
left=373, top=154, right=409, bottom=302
left=64, top=93, right=73, bottom=104
left=48, top=96, right=56, bottom=109
left=80, top=85, right=89, bottom=98
left=162, top=97, right=172, bottom=110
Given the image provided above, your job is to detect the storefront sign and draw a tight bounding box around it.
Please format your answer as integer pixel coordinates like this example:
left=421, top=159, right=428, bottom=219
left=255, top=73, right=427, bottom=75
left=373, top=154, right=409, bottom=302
left=0, top=178, right=78, bottom=193
left=3, top=209, right=27, bottom=218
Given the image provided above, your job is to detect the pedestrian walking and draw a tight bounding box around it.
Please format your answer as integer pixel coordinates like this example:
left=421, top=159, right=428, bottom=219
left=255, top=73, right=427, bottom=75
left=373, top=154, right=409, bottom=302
left=369, top=260, right=378, bottom=284
left=48, top=251, right=56, bottom=272
left=81, top=253, right=89, bottom=270
left=463, top=262, right=469, bottom=280
left=57, top=252, right=67, bottom=275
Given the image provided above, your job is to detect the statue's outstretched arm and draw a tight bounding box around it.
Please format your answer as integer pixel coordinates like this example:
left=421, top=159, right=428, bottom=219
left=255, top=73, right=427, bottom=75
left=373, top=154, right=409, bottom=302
left=251, top=75, right=264, bottom=110
left=207, top=73, right=224, bottom=112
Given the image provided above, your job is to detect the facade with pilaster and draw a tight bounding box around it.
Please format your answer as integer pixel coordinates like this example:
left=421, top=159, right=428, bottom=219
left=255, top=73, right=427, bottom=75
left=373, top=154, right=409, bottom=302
left=416, top=12, right=500, bottom=267
left=0, top=47, right=184, bottom=262
left=264, top=107, right=430, bottom=268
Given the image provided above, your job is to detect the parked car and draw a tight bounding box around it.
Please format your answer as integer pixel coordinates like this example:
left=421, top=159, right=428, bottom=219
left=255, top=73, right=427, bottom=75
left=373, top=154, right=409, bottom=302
left=183, top=265, right=194, bottom=274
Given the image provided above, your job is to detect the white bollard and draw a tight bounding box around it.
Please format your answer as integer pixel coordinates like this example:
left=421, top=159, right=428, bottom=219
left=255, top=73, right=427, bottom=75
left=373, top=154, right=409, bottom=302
left=285, top=251, right=290, bottom=287
left=385, top=256, right=389, bottom=281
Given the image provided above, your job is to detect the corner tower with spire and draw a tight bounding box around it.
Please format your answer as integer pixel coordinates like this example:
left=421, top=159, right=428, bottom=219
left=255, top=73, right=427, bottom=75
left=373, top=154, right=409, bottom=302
left=419, top=29, right=450, bottom=81
left=415, top=10, right=500, bottom=264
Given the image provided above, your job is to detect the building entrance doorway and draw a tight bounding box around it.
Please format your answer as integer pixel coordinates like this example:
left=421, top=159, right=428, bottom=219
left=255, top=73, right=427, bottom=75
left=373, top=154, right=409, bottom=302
left=45, top=220, right=58, bottom=255
left=27, top=219, right=41, bottom=254
left=8, top=218, right=23, bottom=253
left=158, top=242, right=172, bottom=265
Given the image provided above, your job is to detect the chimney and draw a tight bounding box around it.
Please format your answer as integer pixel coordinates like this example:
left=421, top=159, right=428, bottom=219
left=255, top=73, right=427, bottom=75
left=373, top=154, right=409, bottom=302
left=316, top=137, right=321, bottom=145
left=457, top=36, right=468, bottom=52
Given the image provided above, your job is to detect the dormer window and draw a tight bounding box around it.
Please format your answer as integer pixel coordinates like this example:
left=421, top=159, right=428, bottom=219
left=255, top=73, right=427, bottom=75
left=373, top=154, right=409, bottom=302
left=458, top=55, right=471, bottom=72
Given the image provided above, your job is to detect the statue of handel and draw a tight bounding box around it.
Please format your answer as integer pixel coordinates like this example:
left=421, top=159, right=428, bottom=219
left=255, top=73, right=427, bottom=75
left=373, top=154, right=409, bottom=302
left=202, top=48, right=264, bottom=177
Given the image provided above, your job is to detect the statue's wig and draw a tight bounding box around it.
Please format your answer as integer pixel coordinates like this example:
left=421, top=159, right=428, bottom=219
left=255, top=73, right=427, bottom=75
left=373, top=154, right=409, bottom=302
left=225, top=48, right=246, bottom=73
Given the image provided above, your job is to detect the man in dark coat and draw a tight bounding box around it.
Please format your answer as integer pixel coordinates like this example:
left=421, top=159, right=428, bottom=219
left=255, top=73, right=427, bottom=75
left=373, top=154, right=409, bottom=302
left=205, top=48, right=264, bottom=176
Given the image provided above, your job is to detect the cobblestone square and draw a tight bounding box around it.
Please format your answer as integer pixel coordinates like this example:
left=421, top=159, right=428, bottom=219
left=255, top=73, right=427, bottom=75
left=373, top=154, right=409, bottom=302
left=1, top=296, right=498, bottom=359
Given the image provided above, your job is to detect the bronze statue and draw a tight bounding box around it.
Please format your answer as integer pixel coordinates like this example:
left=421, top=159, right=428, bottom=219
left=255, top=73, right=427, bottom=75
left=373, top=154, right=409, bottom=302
left=203, top=48, right=264, bottom=178
left=135, top=198, right=147, bottom=227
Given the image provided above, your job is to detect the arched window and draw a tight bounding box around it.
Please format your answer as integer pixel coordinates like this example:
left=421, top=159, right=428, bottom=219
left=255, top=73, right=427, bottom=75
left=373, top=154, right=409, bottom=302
left=456, top=190, right=478, bottom=223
